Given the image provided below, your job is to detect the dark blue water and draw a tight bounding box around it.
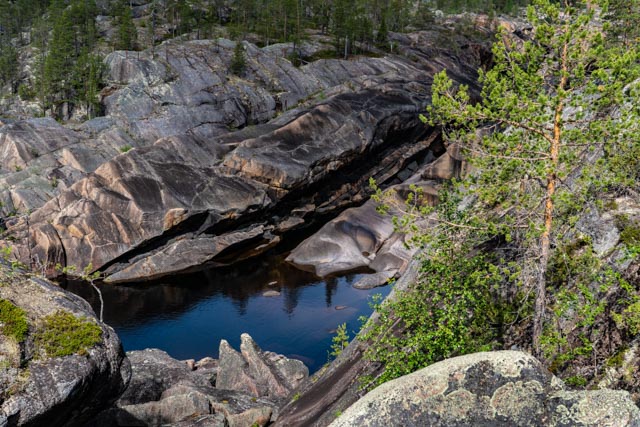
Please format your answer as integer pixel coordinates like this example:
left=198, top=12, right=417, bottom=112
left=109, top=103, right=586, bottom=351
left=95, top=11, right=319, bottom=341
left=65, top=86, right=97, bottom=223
left=65, top=252, right=390, bottom=373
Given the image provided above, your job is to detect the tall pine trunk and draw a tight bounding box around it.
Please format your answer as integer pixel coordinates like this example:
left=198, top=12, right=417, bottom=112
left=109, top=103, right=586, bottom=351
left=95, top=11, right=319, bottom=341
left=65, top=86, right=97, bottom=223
left=533, top=39, right=568, bottom=356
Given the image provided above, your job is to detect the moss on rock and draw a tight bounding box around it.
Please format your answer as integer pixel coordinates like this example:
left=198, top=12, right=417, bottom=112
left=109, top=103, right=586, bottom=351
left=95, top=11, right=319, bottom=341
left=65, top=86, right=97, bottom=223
left=0, top=298, right=28, bottom=342
left=34, top=310, right=102, bottom=358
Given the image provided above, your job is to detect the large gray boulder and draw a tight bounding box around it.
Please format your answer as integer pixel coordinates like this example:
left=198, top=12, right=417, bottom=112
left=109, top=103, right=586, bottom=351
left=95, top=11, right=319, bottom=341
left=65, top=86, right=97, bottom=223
left=329, top=351, right=640, bottom=427
left=0, top=263, right=130, bottom=427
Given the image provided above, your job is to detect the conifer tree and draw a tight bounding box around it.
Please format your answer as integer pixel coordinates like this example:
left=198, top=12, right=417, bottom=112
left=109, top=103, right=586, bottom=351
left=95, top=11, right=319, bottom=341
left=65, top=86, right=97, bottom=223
left=230, top=40, right=247, bottom=75
left=424, top=0, right=640, bottom=354
left=116, top=2, right=137, bottom=50
left=604, top=0, right=640, bottom=48
left=0, top=43, right=18, bottom=93
left=43, top=10, right=76, bottom=113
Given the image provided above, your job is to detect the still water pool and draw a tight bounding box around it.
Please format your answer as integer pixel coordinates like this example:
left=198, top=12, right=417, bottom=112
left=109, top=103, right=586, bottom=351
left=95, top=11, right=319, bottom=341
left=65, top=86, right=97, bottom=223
left=65, top=251, right=391, bottom=373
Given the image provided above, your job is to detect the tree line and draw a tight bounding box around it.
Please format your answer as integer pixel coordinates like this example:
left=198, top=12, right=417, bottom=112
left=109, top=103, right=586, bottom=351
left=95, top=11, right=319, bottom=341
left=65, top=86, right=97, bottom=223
left=2, top=0, right=638, bottom=119
left=0, top=0, right=532, bottom=117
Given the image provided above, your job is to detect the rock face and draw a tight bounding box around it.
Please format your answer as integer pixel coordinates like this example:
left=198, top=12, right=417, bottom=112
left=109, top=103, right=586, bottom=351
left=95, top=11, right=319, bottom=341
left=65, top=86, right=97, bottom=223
left=1, top=25, right=490, bottom=283
left=92, top=334, right=307, bottom=426
left=329, top=351, right=640, bottom=427
left=0, top=117, right=137, bottom=217
left=0, top=263, right=130, bottom=427
left=286, top=145, right=444, bottom=279
left=217, top=333, right=308, bottom=400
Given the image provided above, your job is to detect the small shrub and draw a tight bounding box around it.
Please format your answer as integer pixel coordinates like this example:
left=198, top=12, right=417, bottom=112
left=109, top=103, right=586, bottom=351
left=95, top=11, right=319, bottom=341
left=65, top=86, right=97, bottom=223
left=618, top=217, right=640, bottom=247
left=565, top=375, right=588, bottom=387
left=17, top=84, right=35, bottom=101
left=329, top=323, right=349, bottom=360
left=35, top=310, right=102, bottom=358
left=605, top=348, right=627, bottom=368
left=119, top=144, right=133, bottom=153
left=613, top=301, right=640, bottom=336
left=0, top=299, right=28, bottom=342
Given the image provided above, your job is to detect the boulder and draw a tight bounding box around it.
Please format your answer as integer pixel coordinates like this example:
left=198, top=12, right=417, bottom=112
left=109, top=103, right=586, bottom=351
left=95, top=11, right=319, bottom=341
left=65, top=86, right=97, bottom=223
left=216, top=333, right=308, bottom=400
left=420, top=142, right=469, bottom=181
left=286, top=177, right=438, bottom=278
left=353, top=271, right=397, bottom=290
left=329, top=351, right=640, bottom=427
left=286, top=201, right=394, bottom=276
left=92, top=335, right=303, bottom=426
left=0, top=263, right=130, bottom=427
left=118, top=349, right=213, bottom=406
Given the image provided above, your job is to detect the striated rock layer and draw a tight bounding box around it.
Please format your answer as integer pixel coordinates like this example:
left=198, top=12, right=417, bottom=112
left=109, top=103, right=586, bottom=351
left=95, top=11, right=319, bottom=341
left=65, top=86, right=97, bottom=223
left=1, top=28, right=490, bottom=283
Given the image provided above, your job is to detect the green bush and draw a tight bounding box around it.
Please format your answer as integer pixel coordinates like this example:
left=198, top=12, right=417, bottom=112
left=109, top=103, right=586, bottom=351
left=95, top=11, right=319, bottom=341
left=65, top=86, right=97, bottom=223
left=360, top=249, right=511, bottom=387
left=17, top=84, right=35, bottom=101
left=565, top=375, right=588, bottom=387
left=35, top=310, right=102, bottom=358
left=616, top=215, right=640, bottom=247
left=329, top=323, right=350, bottom=360
left=0, top=299, right=28, bottom=342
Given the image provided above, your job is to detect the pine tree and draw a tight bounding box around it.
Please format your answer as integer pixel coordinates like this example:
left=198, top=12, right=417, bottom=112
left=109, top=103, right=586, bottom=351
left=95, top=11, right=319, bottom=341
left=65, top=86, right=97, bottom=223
left=116, top=2, right=137, bottom=50
left=0, top=43, right=18, bottom=93
left=424, top=0, right=640, bottom=355
left=376, top=11, right=388, bottom=47
left=230, top=40, right=247, bottom=75
left=72, top=50, right=104, bottom=118
left=605, top=0, right=640, bottom=48
left=43, top=10, right=76, bottom=113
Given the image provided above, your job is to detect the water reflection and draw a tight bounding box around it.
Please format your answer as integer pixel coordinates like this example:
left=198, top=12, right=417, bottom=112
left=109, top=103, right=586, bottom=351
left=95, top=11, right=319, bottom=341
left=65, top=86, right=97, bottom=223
left=64, top=252, right=390, bottom=373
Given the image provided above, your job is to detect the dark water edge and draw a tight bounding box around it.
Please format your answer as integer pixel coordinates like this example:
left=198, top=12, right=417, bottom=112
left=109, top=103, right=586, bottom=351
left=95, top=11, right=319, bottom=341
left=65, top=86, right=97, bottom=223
left=64, top=251, right=391, bottom=373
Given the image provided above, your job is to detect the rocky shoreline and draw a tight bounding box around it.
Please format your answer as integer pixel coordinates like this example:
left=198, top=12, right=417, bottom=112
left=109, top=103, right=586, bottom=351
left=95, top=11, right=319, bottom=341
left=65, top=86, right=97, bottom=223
left=1, top=10, right=639, bottom=427
left=3, top=261, right=639, bottom=427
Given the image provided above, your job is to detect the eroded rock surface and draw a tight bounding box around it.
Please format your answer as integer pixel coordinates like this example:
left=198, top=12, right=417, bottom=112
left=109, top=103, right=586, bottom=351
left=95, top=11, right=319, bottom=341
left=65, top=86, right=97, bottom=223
left=217, top=333, right=308, bottom=400
left=1, top=25, right=490, bottom=283
left=0, top=117, right=137, bottom=217
left=329, top=351, right=640, bottom=427
left=286, top=154, right=443, bottom=279
left=0, top=263, right=130, bottom=427
left=92, top=334, right=305, bottom=426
